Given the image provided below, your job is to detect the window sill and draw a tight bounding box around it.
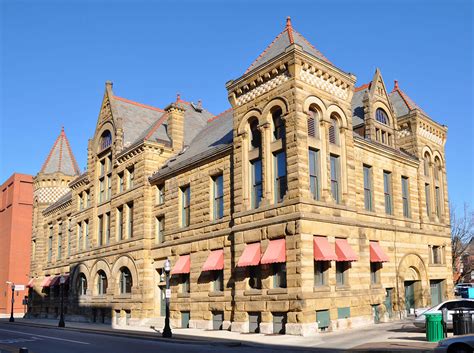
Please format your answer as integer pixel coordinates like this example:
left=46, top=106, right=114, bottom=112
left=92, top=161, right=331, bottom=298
left=335, top=285, right=350, bottom=291
left=314, top=285, right=331, bottom=292
left=177, top=293, right=190, bottom=298
left=370, top=284, right=383, bottom=290
left=208, top=291, right=224, bottom=297
left=429, top=263, right=445, bottom=267
left=115, top=294, right=132, bottom=299
left=244, top=289, right=262, bottom=296
left=267, top=288, right=287, bottom=295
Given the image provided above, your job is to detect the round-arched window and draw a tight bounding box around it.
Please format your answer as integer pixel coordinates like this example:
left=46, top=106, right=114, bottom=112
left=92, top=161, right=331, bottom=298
left=249, top=118, right=261, bottom=149
left=97, top=270, right=108, bottom=295
left=272, top=108, right=285, bottom=140
left=99, top=130, right=112, bottom=151
left=119, top=267, right=132, bottom=294
left=376, top=109, right=389, bottom=125
left=78, top=273, right=87, bottom=296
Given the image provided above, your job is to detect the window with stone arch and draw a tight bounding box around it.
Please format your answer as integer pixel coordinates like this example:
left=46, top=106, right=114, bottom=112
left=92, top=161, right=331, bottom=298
left=307, top=108, right=320, bottom=139
left=77, top=273, right=87, bottom=296
left=248, top=118, right=261, bottom=150
left=433, top=156, right=443, bottom=219
left=272, top=107, right=285, bottom=141
left=328, top=115, right=340, bottom=145
left=434, top=156, right=442, bottom=181
left=375, top=108, right=389, bottom=125
left=119, top=267, right=133, bottom=294
left=99, top=130, right=112, bottom=151
left=97, top=270, right=108, bottom=295
left=423, top=152, right=431, bottom=177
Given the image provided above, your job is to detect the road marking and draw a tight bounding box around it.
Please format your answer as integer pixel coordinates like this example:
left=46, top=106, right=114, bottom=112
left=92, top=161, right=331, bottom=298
left=0, top=328, right=90, bottom=345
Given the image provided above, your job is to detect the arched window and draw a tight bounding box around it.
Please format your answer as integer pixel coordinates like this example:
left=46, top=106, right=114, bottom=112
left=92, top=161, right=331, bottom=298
left=272, top=108, right=285, bottom=140
left=100, top=130, right=112, bottom=151
left=376, top=109, right=389, bottom=125
left=249, top=118, right=261, bottom=149
left=97, top=270, right=108, bottom=295
left=423, top=152, right=431, bottom=177
left=434, top=157, right=441, bottom=181
left=328, top=117, right=339, bottom=145
left=78, top=273, right=87, bottom=296
left=307, top=110, right=319, bottom=138
left=119, top=267, right=132, bottom=294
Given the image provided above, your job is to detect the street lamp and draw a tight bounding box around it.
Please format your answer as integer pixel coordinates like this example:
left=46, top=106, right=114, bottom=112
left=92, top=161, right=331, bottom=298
left=58, top=276, right=66, bottom=327
left=6, top=281, right=14, bottom=322
left=162, top=259, right=172, bottom=338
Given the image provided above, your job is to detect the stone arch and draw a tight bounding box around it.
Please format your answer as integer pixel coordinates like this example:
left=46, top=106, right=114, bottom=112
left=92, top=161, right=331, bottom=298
left=261, top=97, right=289, bottom=126
left=325, top=104, right=348, bottom=129
left=70, top=262, right=91, bottom=295
left=397, top=253, right=430, bottom=309
left=237, top=109, right=262, bottom=135
left=111, top=255, right=139, bottom=294
left=90, top=259, right=112, bottom=295
left=432, top=150, right=444, bottom=164
left=303, top=95, right=327, bottom=114
left=94, top=121, right=115, bottom=153
left=372, top=101, right=394, bottom=127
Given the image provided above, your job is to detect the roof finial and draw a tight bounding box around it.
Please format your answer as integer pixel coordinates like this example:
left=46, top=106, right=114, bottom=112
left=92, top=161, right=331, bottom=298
left=286, top=16, right=292, bottom=29
left=176, top=92, right=181, bottom=102
left=394, top=80, right=399, bottom=91
left=61, top=126, right=65, bottom=134
left=286, top=16, right=294, bottom=44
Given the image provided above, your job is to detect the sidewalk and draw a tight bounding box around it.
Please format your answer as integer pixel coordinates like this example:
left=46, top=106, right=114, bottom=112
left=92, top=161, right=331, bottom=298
left=1, top=318, right=439, bottom=352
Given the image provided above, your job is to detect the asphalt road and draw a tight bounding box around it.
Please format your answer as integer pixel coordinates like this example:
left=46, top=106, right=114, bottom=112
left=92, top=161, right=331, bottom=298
left=0, top=323, right=342, bottom=353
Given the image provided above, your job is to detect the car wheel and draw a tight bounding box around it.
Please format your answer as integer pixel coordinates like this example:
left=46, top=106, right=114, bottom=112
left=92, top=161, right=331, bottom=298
left=448, top=343, right=472, bottom=353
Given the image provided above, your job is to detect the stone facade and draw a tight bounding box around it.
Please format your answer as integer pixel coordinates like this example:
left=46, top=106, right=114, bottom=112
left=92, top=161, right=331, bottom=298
left=29, top=19, right=452, bottom=335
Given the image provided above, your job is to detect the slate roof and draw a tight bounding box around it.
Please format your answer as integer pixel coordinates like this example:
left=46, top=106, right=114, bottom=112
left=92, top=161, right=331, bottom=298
left=150, top=108, right=234, bottom=181
left=113, top=97, right=213, bottom=149
left=350, top=81, right=429, bottom=127
left=245, top=17, right=332, bottom=74
left=40, top=127, right=80, bottom=176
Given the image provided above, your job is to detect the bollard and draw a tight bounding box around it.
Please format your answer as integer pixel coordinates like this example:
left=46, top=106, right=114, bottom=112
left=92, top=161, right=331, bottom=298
left=19, top=348, right=28, bottom=353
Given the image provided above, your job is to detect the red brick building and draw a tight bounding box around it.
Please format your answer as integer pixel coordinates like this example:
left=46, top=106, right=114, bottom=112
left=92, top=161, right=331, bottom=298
left=0, top=173, right=33, bottom=316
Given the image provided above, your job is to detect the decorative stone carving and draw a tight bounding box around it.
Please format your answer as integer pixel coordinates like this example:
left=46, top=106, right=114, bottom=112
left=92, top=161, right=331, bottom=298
left=236, top=73, right=290, bottom=106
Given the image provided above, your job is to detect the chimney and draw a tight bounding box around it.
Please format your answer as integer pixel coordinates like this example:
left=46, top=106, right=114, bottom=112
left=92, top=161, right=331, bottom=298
left=165, top=93, right=186, bottom=151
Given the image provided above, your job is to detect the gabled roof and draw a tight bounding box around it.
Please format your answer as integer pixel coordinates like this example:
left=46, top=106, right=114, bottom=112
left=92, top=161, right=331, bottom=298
left=389, top=80, right=428, bottom=117
left=245, top=17, right=332, bottom=74
left=40, top=127, right=80, bottom=176
left=113, top=96, right=214, bottom=149
left=150, top=108, right=233, bottom=181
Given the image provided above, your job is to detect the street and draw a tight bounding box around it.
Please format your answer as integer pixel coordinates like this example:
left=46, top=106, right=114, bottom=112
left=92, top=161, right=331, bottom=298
left=0, top=319, right=437, bottom=353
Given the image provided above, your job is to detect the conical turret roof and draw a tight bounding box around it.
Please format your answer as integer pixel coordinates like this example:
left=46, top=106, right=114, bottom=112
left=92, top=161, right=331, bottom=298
left=40, top=127, right=80, bottom=176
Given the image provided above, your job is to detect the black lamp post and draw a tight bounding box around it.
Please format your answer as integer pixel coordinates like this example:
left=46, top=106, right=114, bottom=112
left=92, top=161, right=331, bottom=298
left=58, top=276, right=65, bottom=327
left=7, top=282, right=15, bottom=322
left=162, top=259, right=172, bottom=338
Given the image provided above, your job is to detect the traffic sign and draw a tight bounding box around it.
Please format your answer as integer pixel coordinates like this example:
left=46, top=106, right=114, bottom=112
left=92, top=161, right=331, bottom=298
left=14, top=285, right=25, bottom=291
left=165, top=289, right=171, bottom=298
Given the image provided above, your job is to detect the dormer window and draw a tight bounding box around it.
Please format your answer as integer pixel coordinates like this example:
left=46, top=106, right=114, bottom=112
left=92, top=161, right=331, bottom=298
left=375, top=109, right=389, bottom=125
left=100, top=130, right=112, bottom=151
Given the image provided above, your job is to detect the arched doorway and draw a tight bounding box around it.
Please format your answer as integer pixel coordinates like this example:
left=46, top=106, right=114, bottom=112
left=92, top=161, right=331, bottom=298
left=397, top=253, right=429, bottom=315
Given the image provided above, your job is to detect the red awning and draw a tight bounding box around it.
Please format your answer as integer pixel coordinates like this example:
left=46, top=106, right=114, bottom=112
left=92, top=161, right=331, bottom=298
left=171, top=255, right=190, bottom=275
left=41, top=277, right=53, bottom=287
left=49, top=276, right=61, bottom=287
left=26, top=279, right=35, bottom=288
left=261, top=239, right=286, bottom=265
left=370, top=242, right=389, bottom=262
left=314, top=236, right=338, bottom=261
left=202, top=249, right=224, bottom=271
left=237, top=243, right=261, bottom=267
left=335, top=239, right=358, bottom=262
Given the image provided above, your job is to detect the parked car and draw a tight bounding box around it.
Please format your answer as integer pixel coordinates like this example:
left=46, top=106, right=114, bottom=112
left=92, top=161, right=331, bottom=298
left=413, top=299, right=474, bottom=329
left=455, top=284, right=473, bottom=297
left=434, top=334, right=474, bottom=353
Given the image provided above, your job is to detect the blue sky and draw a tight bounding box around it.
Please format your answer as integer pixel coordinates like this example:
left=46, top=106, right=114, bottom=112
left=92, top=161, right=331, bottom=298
left=1, top=0, right=472, bottom=210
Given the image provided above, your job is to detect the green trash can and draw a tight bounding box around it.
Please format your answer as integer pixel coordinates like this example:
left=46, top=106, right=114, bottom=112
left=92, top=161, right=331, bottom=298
left=425, top=313, right=444, bottom=342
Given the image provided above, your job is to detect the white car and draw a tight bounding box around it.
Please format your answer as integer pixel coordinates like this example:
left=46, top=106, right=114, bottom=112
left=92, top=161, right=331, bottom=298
left=413, top=299, right=474, bottom=329
left=434, top=334, right=474, bottom=353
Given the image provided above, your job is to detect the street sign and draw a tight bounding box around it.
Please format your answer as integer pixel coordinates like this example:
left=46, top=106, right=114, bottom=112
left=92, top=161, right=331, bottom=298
left=60, top=276, right=66, bottom=284
left=165, top=289, right=171, bottom=298
left=14, top=285, right=25, bottom=291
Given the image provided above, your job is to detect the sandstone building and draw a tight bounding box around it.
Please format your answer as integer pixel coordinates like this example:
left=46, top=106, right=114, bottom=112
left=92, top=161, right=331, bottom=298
left=29, top=18, right=452, bottom=335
